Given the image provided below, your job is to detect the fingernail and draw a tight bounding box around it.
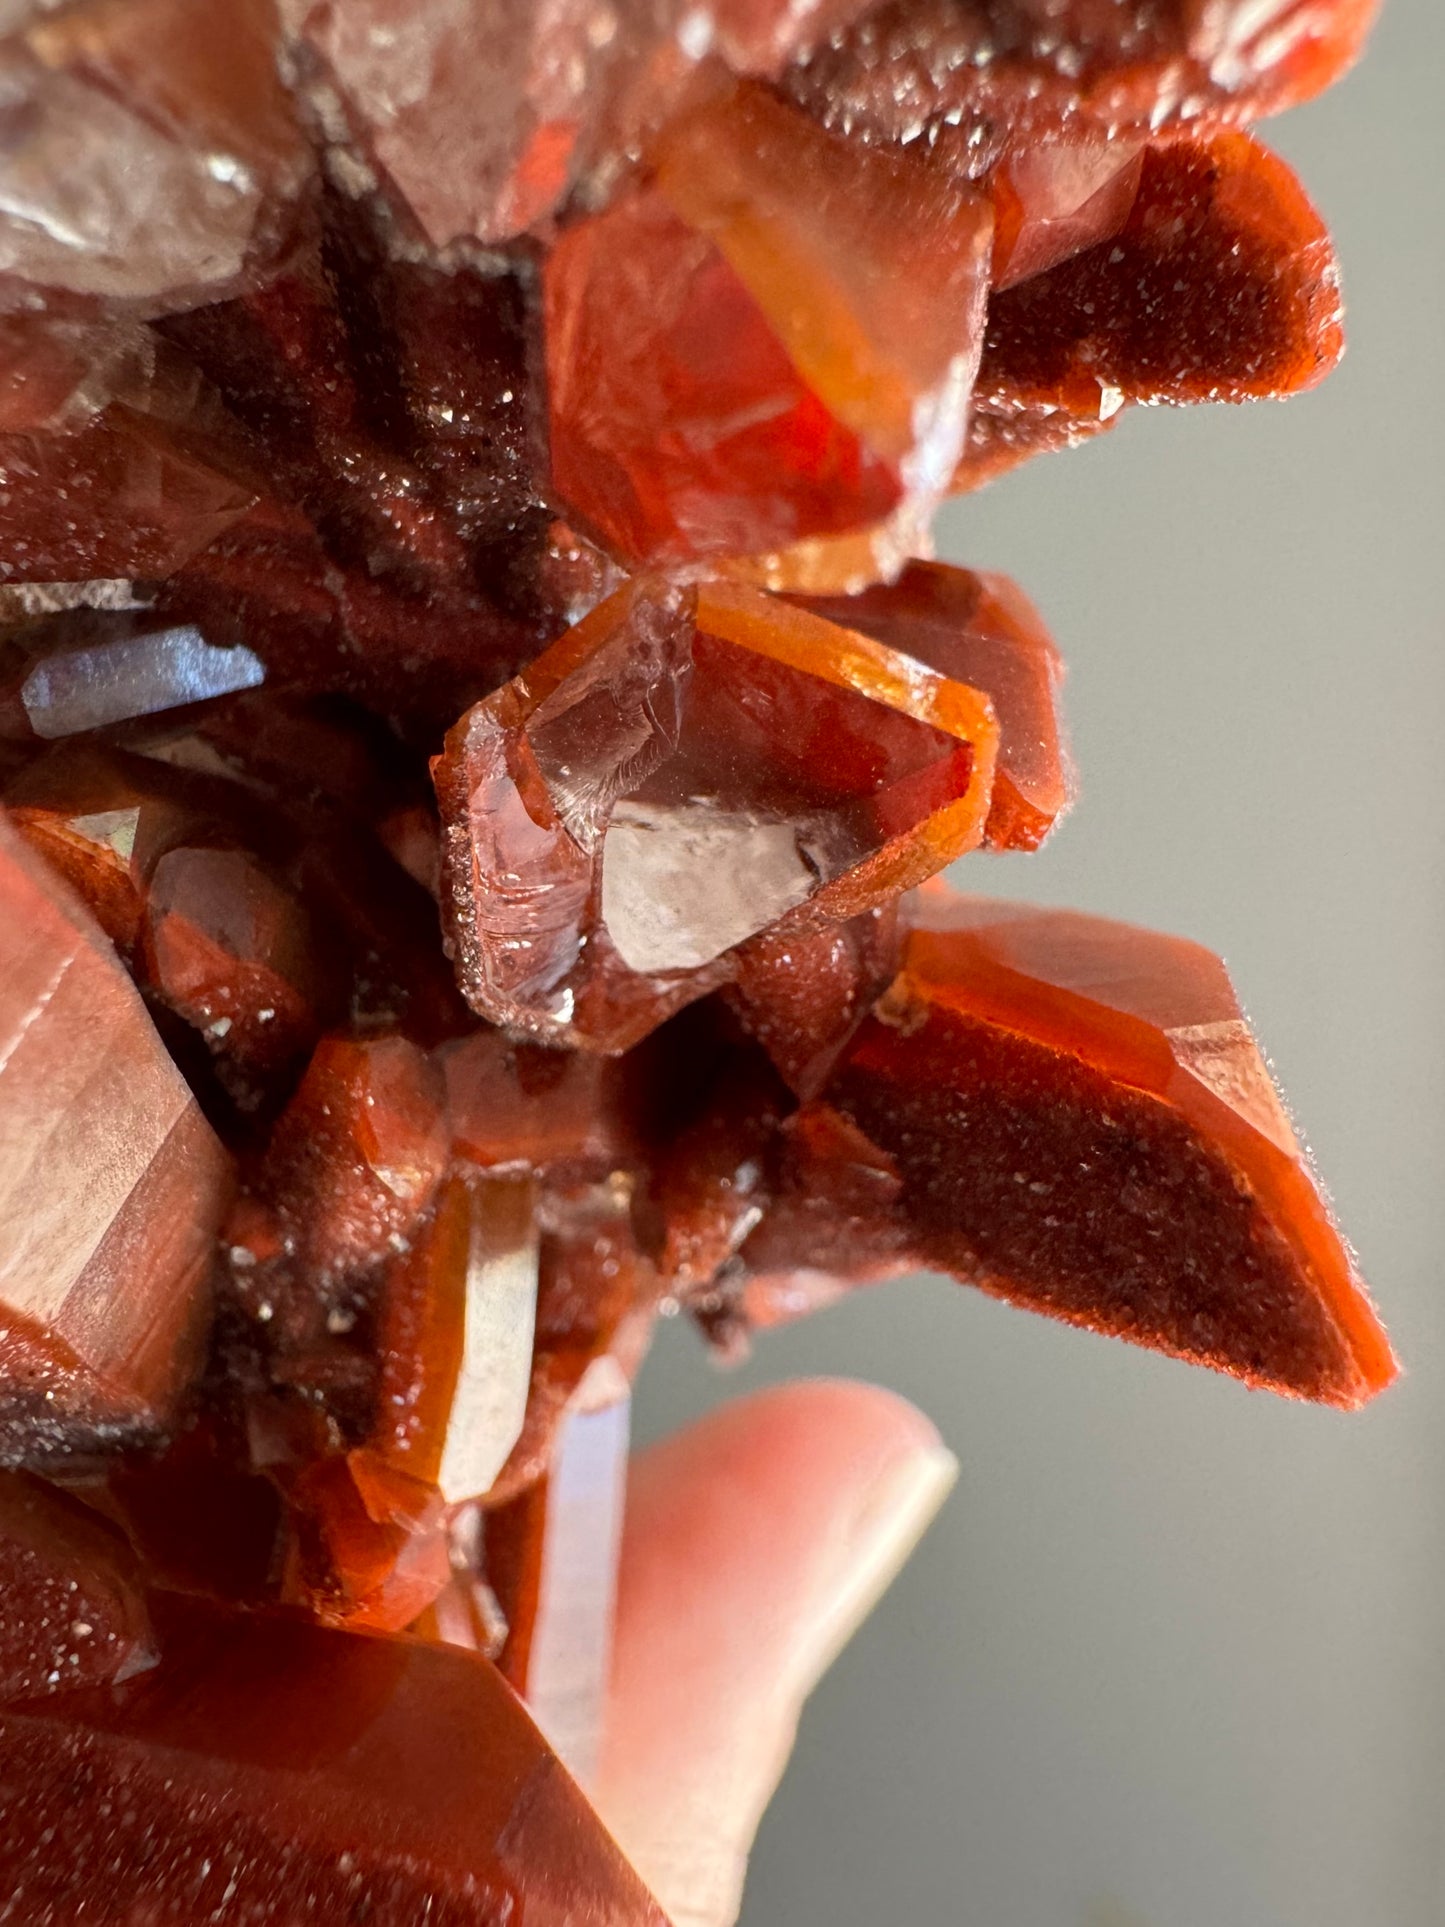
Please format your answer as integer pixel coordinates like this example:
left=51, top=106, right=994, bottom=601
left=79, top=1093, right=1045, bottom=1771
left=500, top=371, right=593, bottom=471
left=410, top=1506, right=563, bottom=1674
left=791, top=1440, right=958, bottom=1695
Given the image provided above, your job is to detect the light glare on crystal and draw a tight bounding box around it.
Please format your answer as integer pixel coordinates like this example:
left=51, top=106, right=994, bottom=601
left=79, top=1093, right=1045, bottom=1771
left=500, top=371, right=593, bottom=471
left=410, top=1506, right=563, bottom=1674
left=21, top=628, right=266, bottom=739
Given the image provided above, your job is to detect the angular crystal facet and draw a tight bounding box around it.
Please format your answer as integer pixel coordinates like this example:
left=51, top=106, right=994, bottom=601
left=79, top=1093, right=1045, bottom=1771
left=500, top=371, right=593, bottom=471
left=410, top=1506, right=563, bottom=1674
left=0, top=1471, right=155, bottom=1702
left=0, top=5, right=1400, bottom=1908
left=791, top=561, right=1073, bottom=852
left=0, top=0, right=307, bottom=306
left=484, top=1354, right=630, bottom=1790
left=225, top=1031, right=450, bottom=1345
left=546, top=83, right=992, bottom=564
left=287, top=1448, right=453, bottom=1632
left=960, top=131, right=1344, bottom=490
left=989, top=136, right=1144, bottom=292
left=745, top=891, right=1396, bottom=1407
left=0, top=318, right=271, bottom=582
left=495, top=1175, right=657, bottom=1504
left=5, top=747, right=204, bottom=955
left=434, top=578, right=998, bottom=1051
left=991, top=131, right=1342, bottom=405
left=0, top=1593, right=668, bottom=1924
left=18, top=624, right=265, bottom=739
left=0, top=813, right=230, bottom=1464
left=142, top=844, right=321, bottom=1100
left=373, top=1171, right=539, bottom=1506
left=291, top=0, right=600, bottom=247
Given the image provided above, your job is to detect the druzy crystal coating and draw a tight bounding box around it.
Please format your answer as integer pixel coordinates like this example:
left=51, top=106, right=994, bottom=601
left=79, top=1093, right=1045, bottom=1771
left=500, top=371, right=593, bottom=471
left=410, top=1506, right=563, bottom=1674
left=0, top=0, right=1392, bottom=1918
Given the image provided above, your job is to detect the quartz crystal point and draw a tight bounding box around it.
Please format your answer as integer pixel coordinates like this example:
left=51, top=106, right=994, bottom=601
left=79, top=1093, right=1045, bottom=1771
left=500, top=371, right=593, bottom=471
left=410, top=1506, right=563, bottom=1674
left=743, top=892, right=1396, bottom=1406
left=960, top=131, right=1343, bottom=489
left=5, top=745, right=209, bottom=956
left=0, top=318, right=276, bottom=582
left=287, top=1449, right=454, bottom=1631
left=5, top=616, right=265, bottom=742
left=287, top=0, right=608, bottom=248
left=988, top=136, right=1145, bottom=292
left=483, top=1354, right=631, bottom=1788
left=0, top=812, right=230, bottom=1465
left=982, top=132, right=1343, bottom=406
left=494, top=1174, right=658, bottom=1503
left=371, top=1170, right=539, bottom=1506
left=434, top=577, right=999, bottom=1051
left=545, top=82, right=992, bottom=564
left=225, top=1032, right=449, bottom=1313
left=0, top=0, right=307, bottom=308
left=792, top=561, right=1073, bottom=852
left=0, top=1592, right=668, bottom=1924
left=0, top=0, right=1400, bottom=1911
left=140, top=843, right=323, bottom=1103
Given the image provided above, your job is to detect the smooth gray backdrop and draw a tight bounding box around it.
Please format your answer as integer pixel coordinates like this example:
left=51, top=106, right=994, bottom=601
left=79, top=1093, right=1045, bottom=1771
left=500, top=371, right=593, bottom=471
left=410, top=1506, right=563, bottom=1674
left=633, top=6, right=1445, bottom=1922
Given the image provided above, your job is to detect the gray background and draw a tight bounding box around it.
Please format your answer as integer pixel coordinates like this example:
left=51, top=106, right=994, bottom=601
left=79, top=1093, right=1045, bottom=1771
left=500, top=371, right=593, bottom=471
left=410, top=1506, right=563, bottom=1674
left=632, top=4, right=1445, bottom=1922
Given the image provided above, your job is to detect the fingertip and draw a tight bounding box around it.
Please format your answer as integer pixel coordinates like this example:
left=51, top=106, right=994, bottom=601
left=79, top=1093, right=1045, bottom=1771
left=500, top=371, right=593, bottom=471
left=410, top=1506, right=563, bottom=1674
left=596, top=1379, right=956, bottom=1927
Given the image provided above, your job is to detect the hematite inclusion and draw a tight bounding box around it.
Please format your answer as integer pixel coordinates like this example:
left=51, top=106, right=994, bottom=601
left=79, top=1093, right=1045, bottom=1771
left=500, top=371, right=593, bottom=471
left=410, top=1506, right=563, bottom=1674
left=0, top=1, right=1394, bottom=1919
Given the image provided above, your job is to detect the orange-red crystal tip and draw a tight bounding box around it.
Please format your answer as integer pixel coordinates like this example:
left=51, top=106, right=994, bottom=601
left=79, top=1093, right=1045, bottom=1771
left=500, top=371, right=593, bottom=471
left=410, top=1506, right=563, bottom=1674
left=743, top=891, right=1396, bottom=1409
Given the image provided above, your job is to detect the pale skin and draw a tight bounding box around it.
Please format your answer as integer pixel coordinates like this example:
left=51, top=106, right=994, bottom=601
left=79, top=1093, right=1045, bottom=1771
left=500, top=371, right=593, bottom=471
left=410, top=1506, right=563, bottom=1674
left=593, top=1378, right=958, bottom=1927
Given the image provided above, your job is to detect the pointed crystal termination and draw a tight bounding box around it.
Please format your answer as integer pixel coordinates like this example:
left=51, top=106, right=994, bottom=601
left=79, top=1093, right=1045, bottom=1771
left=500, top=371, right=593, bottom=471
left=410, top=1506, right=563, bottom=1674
left=274, top=1168, right=540, bottom=1633
left=484, top=1354, right=631, bottom=1790
left=15, top=622, right=265, bottom=741
left=0, top=0, right=308, bottom=308
left=288, top=0, right=602, bottom=247
left=746, top=892, right=1395, bottom=1406
left=4, top=745, right=207, bottom=957
left=0, top=1471, right=155, bottom=1703
left=959, top=131, right=1344, bottom=490
left=988, top=135, right=1145, bottom=292
left=228, top=1032, right=450, bottom=1309
left=286, top=1448, right=453, bottom=1634
left=0, top=317, right=276, bottom=583
left=492, top=1173, right=658, bottom=1507
left=986, top=131, right=1343, bottom=404
left=545, top=81, right=992, bottom=565
left=433, top=577, right=999, bottom=1052
left=790, top=561, right=1074, bottom=852
left=372, top=1171, right=539, bottom=1506
left=141, top=844, right=323, bottom=1104
left=0, top=813, right=231, bottom=1466
left=0, top=1593, right=669, bottom=1924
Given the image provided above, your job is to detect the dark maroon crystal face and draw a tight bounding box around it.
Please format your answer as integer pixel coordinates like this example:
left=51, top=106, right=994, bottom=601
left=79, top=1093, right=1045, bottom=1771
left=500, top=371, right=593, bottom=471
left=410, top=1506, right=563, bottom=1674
left=0, top=0, right=1391, bottom=1916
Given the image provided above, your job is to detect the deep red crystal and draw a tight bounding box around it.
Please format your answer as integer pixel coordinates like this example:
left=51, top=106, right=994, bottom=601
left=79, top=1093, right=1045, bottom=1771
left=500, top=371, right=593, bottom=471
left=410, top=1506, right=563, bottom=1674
left=0, top=0, right=1398, bottom=1910
left=0, top=1592, right=666, bottom=1923
left=742, top=892, right=1394, bottom=1406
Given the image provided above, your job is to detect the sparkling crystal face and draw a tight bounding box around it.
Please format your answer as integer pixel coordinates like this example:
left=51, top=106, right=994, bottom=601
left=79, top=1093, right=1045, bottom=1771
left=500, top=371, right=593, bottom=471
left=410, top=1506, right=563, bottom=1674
left=0, top=0, right=1395, bottom=1913
left=0, top=817, right=230, bottom=1463
left=433, top=578, right=1000, bottom=1049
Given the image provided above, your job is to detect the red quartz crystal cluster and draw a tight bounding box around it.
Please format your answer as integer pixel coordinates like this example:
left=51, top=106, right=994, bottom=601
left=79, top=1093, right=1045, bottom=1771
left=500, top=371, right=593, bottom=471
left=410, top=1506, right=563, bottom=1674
left=0, top=0, right=1395, bottom=1919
